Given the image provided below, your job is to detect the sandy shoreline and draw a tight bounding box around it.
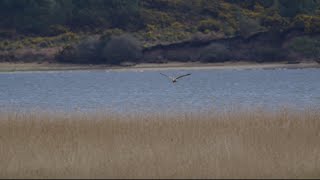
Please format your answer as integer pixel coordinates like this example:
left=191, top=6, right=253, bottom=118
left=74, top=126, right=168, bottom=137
left=0, top=61, right=319, bottom=72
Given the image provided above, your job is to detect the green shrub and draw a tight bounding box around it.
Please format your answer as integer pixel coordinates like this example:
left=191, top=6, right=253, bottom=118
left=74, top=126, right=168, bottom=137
left=56, top=34, right=143, bottom=64
left=191, top=32, right=210, bottom=42
left=171, top=22, right=184, bottom=30
left=56, top=37, right=102, bottom=63
left=140, top=9, right=175, bottom=28
left=142, top=22, right=191, bottom=44
left=100, top=29, right=124, bottom=42
left=238, top=15, right=264, bottom=38
left=261, top=12, right=289, bottom=32
left=161, top=30, right=190, bottom=42
left=144, top=31, right=158, bottom=42
left=22, top=39, right=31, bottom=47
left=55, top=45, right=75, bottom=62
left=101, top=34, right=142, bottom=64
left=39, top=41, right=50, bottom=48
left=0, top=42, right=3, bottom=50
left=59, top=32, right=79, bottom=42
left=3, top=40, right=9, bottom=46
left=199, top=43, right=232, bottom=62
left=251, top=46, right=287, bottom=61
left=292, top=15, right=320, bottom=33
left=16, top=43, right=23, bottom=49
left=198, top=19, right=221, bottom=32
left=288, top=36, right=320, bottom=58
left=29, top=37, right=45, bottom=44
left=222, top=24, right=236, bottom=37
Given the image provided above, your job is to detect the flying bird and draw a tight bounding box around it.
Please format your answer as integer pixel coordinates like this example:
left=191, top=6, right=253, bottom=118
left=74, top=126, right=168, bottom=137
left=160, top=72, right=191, bottom=83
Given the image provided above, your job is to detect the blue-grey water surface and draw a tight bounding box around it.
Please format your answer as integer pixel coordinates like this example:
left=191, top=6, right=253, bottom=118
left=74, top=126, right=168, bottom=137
left=0, top=67, right=319, bottom=113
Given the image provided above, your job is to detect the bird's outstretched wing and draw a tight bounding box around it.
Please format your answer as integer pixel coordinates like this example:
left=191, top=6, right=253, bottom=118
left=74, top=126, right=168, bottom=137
left=160, top=73, right=173, bottom=80
left=175, top=73, right=191, bottom=80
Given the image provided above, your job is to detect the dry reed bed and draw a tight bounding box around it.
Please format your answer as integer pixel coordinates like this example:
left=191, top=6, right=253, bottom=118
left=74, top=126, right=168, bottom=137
left=0, top=108, right=319, bottom=179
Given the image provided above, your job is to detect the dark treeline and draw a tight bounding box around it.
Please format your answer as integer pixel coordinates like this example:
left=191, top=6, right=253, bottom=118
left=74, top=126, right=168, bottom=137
left=0, top=0, right=141, bottom=35
left=1, top=0, right=320, bottom=35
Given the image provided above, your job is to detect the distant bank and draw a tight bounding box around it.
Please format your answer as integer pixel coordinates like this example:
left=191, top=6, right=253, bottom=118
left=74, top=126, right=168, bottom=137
left=0, top=61, right=319, bottom=73
left=1, top=29, right=320, bottom=66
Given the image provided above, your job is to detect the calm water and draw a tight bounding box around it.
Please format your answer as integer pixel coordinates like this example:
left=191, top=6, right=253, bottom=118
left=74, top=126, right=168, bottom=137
left=0, top=67, right=319, bottom=113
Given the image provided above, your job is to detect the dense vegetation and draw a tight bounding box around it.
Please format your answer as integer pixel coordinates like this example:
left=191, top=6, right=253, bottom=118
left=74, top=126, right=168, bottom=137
left=1, top=109, right=320, bottom=178
left=0, top=0, right=320, bottom=64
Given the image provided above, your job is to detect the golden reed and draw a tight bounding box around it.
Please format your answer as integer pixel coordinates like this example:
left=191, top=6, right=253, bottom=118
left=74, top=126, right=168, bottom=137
left=0, top=107, right=319, bottom=178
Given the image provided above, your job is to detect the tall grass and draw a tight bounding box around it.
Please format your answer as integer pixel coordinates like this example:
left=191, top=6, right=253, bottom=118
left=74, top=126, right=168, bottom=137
left=0, top=108, right=319, bottom=178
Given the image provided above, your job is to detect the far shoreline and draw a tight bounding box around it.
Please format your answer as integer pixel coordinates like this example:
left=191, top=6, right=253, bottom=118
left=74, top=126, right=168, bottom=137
left=0, top=61, right=319, bottom=73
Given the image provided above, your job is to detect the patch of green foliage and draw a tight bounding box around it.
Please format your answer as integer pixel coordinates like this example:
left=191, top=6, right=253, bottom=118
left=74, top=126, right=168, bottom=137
left=198, top=19, right=222, bottom=32
left=288, top=36, right=320, bottom=58
left=136, top=22, right=192, bottom=46
left=292, top=15, right=320, bottom=33
left=251, top=46, right=288, bottom=61
left=56, top=34, right=143, bottom=65
left=199, top=43, right=233, bottom=62
left=0, top=32, right=81, bottom=51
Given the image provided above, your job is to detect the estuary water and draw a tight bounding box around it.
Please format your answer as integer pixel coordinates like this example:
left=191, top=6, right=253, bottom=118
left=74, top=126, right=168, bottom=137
left=0, top=67, right=319, bottom=113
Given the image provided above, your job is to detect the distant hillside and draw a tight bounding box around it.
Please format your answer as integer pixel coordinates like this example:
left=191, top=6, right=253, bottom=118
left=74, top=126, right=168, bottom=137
left=0, top=0, right=320, bottom=64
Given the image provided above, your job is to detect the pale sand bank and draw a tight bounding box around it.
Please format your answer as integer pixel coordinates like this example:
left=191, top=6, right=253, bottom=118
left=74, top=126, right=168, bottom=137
left=0, top=61, right=319, bottom=73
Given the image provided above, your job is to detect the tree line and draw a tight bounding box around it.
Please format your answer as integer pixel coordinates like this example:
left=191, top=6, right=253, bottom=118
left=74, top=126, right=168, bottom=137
left=0, top=0, right=140, bottom=35
left=0, top=0, right=319, bottom=36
